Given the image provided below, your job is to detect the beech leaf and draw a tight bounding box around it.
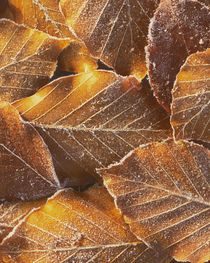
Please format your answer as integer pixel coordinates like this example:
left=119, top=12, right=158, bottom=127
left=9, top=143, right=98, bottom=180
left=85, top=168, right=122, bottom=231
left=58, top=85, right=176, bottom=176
left=0, top=101, right=60, bottom=201
left=171, top=49, right=210, bottom=143
left=60, top=0, right=160, bottom=81
left=13, top=70, right=172, bottom=186
left=0, top=19, right=69, bottom=102
left=58, top=40, right=98, bottom=74
left=0, top=187, right=171, bottom=263
left=99, top=140, right=210, bottom=263
left=0, top=199, right=44, bottom=243
left=8, top=0, right=74, bottom=38
left=146, top=0, right=210, bottom=111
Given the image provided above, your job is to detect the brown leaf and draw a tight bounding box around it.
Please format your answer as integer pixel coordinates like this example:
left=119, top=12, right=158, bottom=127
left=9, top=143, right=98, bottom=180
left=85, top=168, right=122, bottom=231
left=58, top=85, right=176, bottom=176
left=0, top=187, right=171, bottom=263
left=146, top=0, right=210, bottom=112
left=58, top=40, right=98, bottom=74
left=0, top=0, right=13, bottom=20
left=0, top=19, right=69, bottom=102
left=60, top=0, right=160, bottom=81
left=13, top=71, right=172, bottom=186
left=8, top=0, right=74, bottom=38
left=0, top=101, right=60, bottom=201
left=0, top=199, right=44, bottom=243
left=99, top=140, right=210, bottom=263
left=171, top=49, right=210, bottom=142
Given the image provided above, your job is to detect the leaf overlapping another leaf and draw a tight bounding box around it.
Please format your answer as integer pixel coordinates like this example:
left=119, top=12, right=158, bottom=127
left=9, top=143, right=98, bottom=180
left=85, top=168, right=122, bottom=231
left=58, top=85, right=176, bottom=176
left=99, top=140, right=210, bottom=263
left=61, top=0, right=160, bottom=81
left=0, top=19, right=69, bottom=102
left=0, top=102, right=60, bottom=201
left=0, top=187, right=171, bottom=263
left=13, top=70, right=172, bottom=186
left=146, top=0, right=210, bottom=111
left=8, top=0, right=74, bottom=38
left=171, top=49, right=210, bottom=142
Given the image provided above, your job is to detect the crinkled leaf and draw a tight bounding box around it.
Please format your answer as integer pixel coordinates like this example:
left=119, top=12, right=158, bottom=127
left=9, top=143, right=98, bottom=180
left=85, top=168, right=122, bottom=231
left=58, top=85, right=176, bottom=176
left=8, top=0, right=74, bottom=38
left=13, top=71, right=172, bottom=186
left=58, top=40, right=98, bottom=73
left=146, top=0, right=210, bottom=111
left=60, top=0, right=160, bottom=81
left=0, top=187, right=171, bottom=263
left=100, top=140, right=210, bottom=263
left=0, top=102, right=59, bottom=201
left=171, top=49, right=210, bottom=142
left=0, top=19, right=69, bottom=102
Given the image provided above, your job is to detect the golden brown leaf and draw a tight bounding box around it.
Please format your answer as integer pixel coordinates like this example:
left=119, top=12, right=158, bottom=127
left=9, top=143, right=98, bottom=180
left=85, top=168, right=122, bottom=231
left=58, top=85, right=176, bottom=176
left=0, top=199, right=44, bottom=243
left=0, top=101, right=59, bottom=201
left=99, top=140, right=210, bottom=263
left=8, top=0, right=74, bottom=38
left=0, top=19, right=69, bottom=102
left=60, top=0, right=160, bottom=81
left=58, top=40, right=98, bottom=73
left=171, top=49, right=210, bottom=142
left=146, top=0, right=210, bottom=112
left=13, top=71, right=172, bottom=186
left=0, top=187, right=171, bottom=263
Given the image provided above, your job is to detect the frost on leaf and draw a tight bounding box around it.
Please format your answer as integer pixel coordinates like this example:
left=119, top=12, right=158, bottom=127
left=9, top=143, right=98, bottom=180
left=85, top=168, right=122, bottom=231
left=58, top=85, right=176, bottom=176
left=13, top=70, right=172, bottom=186
left=0, top=102, right=60, bottom=201
left=0, top=19, right=69, bottom=102
left=146, top=0, right=210, bottom=112
left=99, top=140, right=210, bottom=263
left=8, top=0, right=74, bottom=38
left=171, top=49, right=210, bottom=142
left=0, top=187, right=171, bottom=263
left=60, top=0, right=160, bottom=81
left=0, top=199, right=44, bottom=243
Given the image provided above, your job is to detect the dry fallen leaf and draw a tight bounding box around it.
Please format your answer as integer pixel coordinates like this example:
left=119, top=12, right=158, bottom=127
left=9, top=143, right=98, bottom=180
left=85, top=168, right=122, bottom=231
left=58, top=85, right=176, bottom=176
left=13, top=70, right=172, bottom=186
left=0, top=0, right=13, bottom=20
left=99, top=140, right=210, bottom=263
left=60, top=0, right=160, bottom=81
left=146, top=0, right=210, bottom=111
left=0, top=199, right=44, bottom=243
left=58, top=40, right=98, bottom=74
left=8, top=0, right=74, bottom=38
left=0, top=19, right=69, bottom=102
left=0, top=187, right=171, bottom=263
left=171, top=49, right=210, bottom=143
left=0, top=101, right=60, bottom=201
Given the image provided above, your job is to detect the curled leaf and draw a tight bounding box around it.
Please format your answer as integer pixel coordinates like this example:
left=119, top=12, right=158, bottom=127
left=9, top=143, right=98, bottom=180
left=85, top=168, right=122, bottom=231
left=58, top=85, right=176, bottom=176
left=61, top=0, right=160, bottom=80
left=14, top=71, right=172, bottom=186
left=0, top=187, right=171, bottom=263
left=0, top=19, right=69, bottom=102
left=58, top=40, right=98, bottom=74
left=100, top=140, right=210, bottom=263
left=146, top=0, right=210, bottom=111
left=171, top=49, right=210, bottom=142
left=0, top=101, right=59, bottom=201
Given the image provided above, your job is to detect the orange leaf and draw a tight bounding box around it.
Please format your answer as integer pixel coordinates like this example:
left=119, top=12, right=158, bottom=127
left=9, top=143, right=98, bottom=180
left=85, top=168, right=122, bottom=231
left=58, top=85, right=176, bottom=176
left=146, top=0, right=210, bottom=112
left=58, top=40, right=98, bottom=73
left=0, top=199, right=44, bottom=243
left=0, top=19, right=69, bottom=102
left=60, top=0, right=160, bottom=81
left=171, top=49, right=210, bottom=142
left=8, top=0, right=74, bottom=38
left=13, top=71, right=172, bottom=186
left=0, top=187, right=171, bottom=263
left=99, top=140, right=210, bottom=263
left=0, top=101, right=60, bottom=201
